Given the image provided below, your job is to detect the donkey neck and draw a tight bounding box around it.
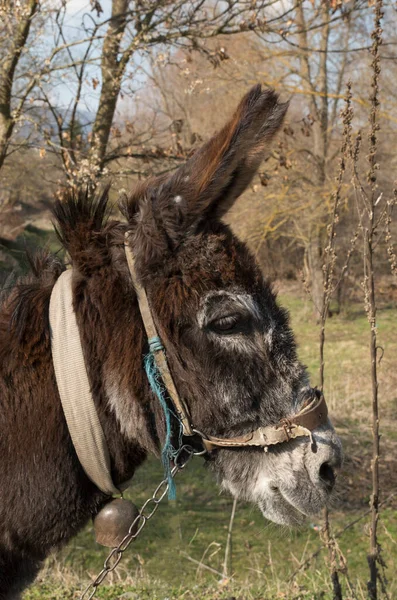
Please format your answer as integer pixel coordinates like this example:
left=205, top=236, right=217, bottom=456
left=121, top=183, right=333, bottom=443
left=70, top=264, right=164, bottom=487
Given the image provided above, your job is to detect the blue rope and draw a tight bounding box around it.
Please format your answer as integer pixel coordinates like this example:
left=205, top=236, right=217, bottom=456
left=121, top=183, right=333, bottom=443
left=148, top=336, right=163, bottom=353
left=144, top=336, right=182, bottom=500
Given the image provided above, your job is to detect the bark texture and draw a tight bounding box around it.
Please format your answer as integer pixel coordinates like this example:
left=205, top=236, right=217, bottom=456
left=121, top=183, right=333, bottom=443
left=0, top=0, right=38, bottom=169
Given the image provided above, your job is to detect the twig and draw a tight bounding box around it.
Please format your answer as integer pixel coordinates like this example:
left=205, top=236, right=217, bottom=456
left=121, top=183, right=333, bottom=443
left=180, top=551, right=230, bottom=580
left=385, top=188, right=397, bottom=279
left=318, top=81, right=356, bottom=600
left=364, top=2, right=385, bottom=598
left=222, top=497, right=237, bottom=581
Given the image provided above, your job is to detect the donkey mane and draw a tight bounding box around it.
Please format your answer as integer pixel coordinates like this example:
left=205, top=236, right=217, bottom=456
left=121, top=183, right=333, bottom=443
left=52, top=185, right=122, bottom=265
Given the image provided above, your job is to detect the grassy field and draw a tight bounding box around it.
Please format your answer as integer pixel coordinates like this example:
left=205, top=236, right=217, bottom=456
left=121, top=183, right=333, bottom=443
left=23, top=289, right=397, bottom=600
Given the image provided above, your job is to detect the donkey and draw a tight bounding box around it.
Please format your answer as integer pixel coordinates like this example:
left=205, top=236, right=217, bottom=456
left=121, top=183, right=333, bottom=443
left=0, top=85, right=342, bottom=599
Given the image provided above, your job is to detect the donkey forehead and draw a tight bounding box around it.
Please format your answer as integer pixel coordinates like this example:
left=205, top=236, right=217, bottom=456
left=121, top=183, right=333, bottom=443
left=174, top=228, right=260, bottom=282
left=149, top=228, right=267, bottom=320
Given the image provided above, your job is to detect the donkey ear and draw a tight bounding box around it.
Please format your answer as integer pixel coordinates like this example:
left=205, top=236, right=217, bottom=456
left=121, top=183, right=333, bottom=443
left=123, top=85, right=288, bottom=272
left=175, top=84, right=288, bottom=220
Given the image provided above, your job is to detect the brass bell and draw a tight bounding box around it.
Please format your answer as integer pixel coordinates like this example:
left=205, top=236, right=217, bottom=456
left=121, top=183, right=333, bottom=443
left=93, top=498, right=139, bottom=548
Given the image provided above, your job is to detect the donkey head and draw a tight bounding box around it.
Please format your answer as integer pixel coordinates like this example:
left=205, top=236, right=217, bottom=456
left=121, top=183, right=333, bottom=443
left=120, top=85, right=342, bottom=525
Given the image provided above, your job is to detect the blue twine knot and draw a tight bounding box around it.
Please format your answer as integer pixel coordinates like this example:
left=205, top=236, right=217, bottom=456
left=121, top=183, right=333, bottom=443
left=144, top=336, right=182, bottom=500
left=148, top=336, right=164, bottom=353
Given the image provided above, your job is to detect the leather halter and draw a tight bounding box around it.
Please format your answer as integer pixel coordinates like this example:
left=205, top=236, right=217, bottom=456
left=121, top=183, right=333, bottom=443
left=124, top=233, right=328, bottom=453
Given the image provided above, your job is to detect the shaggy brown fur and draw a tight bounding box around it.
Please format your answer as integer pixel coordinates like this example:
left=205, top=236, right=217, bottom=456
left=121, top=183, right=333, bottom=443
left=0, top=86, right=341, bottom=599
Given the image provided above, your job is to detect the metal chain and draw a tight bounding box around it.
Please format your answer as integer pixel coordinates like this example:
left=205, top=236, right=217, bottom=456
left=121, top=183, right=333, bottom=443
left=80, top=444, right=205, bottom=600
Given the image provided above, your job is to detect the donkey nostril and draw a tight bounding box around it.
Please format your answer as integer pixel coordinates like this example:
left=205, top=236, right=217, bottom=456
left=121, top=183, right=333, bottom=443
left=319, top=462, right=336, bottom=490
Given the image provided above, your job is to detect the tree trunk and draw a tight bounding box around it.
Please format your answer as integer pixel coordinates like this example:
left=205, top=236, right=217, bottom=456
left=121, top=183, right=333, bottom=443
left=0, top=0, right=38, bottom=170
left=89, top=0, right=129, bottom=178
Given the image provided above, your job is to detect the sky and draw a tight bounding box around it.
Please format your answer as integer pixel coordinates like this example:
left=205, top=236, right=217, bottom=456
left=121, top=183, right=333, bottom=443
left=44, top=0, right=112, bottom=114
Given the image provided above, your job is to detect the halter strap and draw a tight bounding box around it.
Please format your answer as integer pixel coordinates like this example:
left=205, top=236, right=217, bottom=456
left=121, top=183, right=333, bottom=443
left=124, top=232, right=194, bottom=437
left=195, top=394, right=328, bottom=451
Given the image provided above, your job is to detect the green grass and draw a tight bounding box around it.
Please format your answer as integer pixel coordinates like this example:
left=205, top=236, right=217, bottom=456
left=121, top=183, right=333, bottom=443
left=24, top=292, right=397, bottom=600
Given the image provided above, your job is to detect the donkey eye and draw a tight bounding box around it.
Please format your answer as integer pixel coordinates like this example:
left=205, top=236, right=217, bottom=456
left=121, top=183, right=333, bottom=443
left=208, top=314, right=243, bottom=334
